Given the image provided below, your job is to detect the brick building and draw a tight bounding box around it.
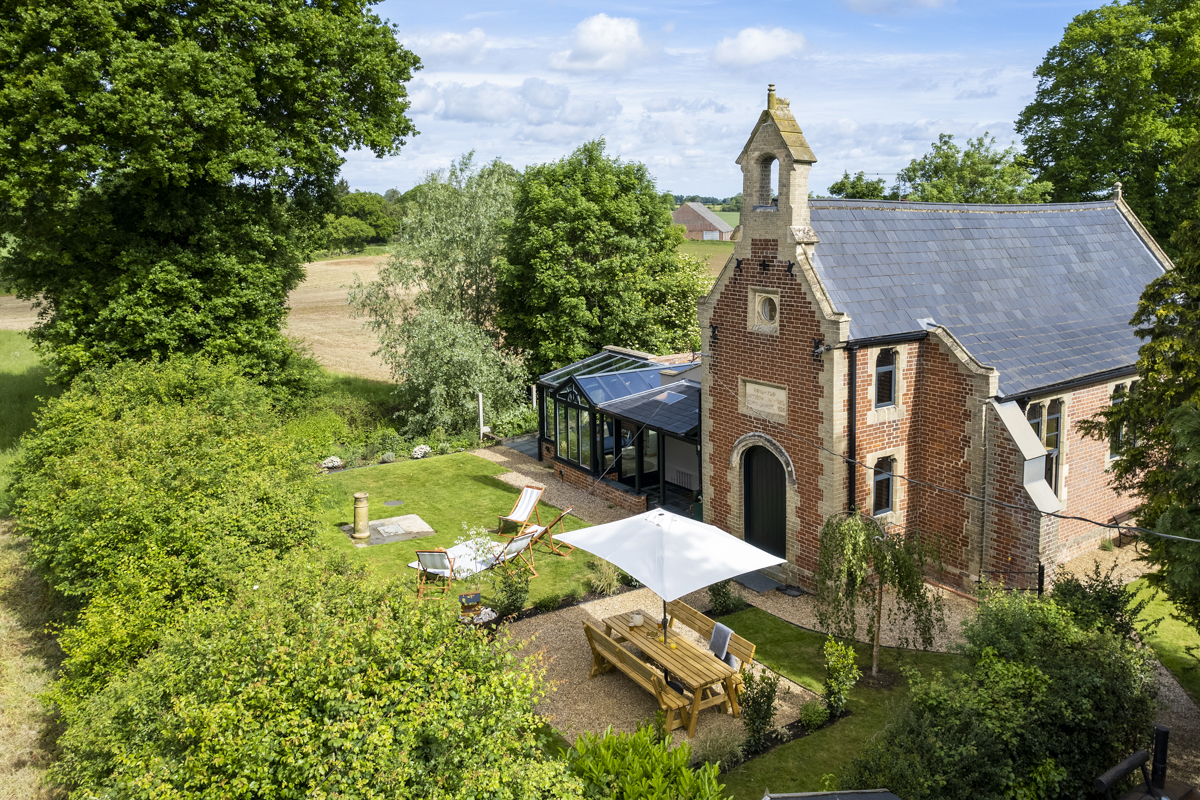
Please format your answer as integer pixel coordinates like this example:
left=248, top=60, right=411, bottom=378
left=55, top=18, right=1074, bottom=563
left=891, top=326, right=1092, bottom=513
left=697, top=85, right=1171, bottom=590
left=673, top=201, right=735, bottom=241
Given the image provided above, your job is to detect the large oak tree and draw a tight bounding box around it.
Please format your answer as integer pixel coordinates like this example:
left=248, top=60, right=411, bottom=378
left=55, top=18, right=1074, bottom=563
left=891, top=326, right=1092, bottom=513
left=1015, top=0, right=1200, bottom=251
left=0, top=0, right=419, bottom=393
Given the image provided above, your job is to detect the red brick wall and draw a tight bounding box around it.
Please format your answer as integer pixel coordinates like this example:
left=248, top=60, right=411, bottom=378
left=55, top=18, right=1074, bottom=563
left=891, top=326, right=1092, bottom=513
left=704, top=237, right=829, bottom=576
left=1046, top=381, right=1136, bottom=567
left=540, top=439, right=647, bottom=513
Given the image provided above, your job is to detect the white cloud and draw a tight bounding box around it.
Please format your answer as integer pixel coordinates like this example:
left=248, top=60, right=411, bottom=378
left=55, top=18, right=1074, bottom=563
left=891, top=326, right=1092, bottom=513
left=551, top=14, right=648, bottom=71
left=406, top=27, right=490, bottom=63
left=430, top=78, right=621, bottom=129
left=643, top=97, right=729, bottom=114
left=712, top=27, right=806, bottom=66
left=841, top=0, right=955, bottom=14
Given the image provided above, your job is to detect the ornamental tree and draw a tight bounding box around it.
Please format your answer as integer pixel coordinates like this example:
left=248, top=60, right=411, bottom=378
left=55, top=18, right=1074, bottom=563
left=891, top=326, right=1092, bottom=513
left=1015, top=0, right=1200, bottom=250
left=814, top=512, right=945, bottom=676
left=496, top=140, right=708, bottom=376
left=0, top=0, right=419, bottom=392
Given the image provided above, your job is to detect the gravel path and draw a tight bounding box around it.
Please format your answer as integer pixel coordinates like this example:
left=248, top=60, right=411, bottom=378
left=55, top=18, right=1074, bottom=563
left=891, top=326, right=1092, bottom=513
left=472, top=446, right=634, bottom=525
left=509, top=587, right=815, bottom=751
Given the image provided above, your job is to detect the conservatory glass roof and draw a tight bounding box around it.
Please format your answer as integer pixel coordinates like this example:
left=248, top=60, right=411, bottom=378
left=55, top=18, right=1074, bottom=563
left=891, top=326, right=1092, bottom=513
left=539, top=351, right=655, bottom=387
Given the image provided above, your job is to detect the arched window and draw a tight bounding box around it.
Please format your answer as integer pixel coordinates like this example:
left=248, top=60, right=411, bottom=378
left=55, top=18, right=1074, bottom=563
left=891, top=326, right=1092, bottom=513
left=1109, top=384, right=1126, bottom=458
left=1026, top=402, right=1043, bottom=440
left=758, top=155, right=778, bottom=207
left=875, top=349, right=896, bottom=408
left=872, top=457, right=894, bottom=515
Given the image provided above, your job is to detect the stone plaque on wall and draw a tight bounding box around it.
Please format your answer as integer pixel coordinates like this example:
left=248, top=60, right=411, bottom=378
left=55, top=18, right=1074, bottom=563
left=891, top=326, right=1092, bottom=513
left=741, top=379, right=788, bottom=423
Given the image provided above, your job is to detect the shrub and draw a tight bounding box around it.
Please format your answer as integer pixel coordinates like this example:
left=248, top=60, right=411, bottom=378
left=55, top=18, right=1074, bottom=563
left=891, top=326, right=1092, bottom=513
left=799, top=699, right=831, bottom=731
left=10, top=356, right=321, bottom=706
left=51, top=553, right=580, bottom=798
left=845, top=591, right=1157, bottom=799
left=693, top=724, right=744, bottom=771
left=567, top=726, right=725, bottom=800
left=493, top=566, right=531, bottom=619
left=636, top=710, right=670, bottom=746
left=1099, top=537, right=1115, bottom=552
left=587, top=559, right=621, bottom=596
left=412, top=443, right=431, bottom=459
left=491, top=405, right=539, bottom=438
left=739, top=668, right=782, bottom=755
left=823, top=636, right=862, bottom=717
left=618, top=568, right=639, bottom=587
left=1052, top=559, right=1159, bottom=642
left=708, top=580, right=747, bottom=615
left=562, top=585, right=584, bottom=605
left=534, top=593, right=560, bottom=613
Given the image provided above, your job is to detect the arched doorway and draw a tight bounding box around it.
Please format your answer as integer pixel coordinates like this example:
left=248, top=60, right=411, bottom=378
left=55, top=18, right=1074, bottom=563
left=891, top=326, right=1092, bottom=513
left=743, top=446, right=786, bottom=558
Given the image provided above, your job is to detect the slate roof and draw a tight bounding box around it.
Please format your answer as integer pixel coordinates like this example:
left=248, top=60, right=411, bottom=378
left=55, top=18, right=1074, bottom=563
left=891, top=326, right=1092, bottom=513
left=807, top=199, right=1167, bottom=397
left=598, top=380, right=701, bottom=438
left=679, top=202, right=734, bottom=232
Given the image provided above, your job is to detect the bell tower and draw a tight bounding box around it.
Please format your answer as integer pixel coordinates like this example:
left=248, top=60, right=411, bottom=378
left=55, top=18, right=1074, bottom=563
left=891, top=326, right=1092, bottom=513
left=731, top=84, right=818, bottom=261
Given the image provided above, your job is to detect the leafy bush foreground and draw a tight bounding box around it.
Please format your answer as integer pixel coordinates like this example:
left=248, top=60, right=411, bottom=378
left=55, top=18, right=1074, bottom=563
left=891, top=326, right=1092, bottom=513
left=845, top=590, right=1158, bottom=800
left=6, top=356, right=584, bottom=797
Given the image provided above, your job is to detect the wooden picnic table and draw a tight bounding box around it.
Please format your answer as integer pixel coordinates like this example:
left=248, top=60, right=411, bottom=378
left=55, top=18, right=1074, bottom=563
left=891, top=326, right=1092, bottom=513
left=603, top=610, right=739, bottom=737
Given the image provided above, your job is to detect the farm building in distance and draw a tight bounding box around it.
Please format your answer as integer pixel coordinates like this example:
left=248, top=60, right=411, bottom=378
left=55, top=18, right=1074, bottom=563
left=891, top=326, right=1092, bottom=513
left=673, top=202, right=734, bottom=241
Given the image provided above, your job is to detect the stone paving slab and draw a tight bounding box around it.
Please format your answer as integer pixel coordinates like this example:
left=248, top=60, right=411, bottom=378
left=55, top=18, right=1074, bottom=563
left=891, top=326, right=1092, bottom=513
left=340, top=514, right=435, bottom=547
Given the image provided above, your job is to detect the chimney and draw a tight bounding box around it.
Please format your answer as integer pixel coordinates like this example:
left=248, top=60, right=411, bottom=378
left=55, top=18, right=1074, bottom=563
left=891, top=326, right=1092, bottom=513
left=767, top=84, right=776, bottom=111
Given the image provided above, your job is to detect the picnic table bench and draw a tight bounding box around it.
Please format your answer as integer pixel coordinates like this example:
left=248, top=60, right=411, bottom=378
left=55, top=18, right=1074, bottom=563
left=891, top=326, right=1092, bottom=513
left=583, top=620, right=692, bottom=735
left=597, top=610, right=737, bottom=737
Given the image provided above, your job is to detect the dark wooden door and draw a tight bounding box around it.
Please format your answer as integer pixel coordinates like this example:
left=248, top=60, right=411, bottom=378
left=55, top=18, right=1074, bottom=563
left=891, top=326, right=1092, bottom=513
left=744, top=446, right=786, bottom=558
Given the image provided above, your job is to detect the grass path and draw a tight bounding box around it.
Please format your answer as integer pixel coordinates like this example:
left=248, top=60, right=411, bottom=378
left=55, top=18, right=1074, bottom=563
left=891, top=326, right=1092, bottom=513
left=0, top=521, right=63, bottom=799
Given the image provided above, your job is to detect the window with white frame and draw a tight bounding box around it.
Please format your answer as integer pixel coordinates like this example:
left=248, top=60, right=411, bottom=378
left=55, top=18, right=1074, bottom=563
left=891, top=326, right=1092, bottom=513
left=872, top=456, right=894, bottom=515
left=1025, top=399, right=1063, bottom=496
left=875, top=349, right=896, bottom=408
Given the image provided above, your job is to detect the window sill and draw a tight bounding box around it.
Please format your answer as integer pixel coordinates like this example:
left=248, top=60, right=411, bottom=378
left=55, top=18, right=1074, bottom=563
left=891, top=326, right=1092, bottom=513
left=866, top=404, right=903, bottom=425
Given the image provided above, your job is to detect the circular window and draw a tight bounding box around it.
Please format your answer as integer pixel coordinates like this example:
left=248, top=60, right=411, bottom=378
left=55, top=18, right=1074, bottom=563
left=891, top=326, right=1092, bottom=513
left=759, top=296, right=778, bottom=324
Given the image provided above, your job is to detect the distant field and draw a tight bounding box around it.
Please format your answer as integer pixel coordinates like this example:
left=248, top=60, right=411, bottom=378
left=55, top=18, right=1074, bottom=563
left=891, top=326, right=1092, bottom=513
left=713, top=210, right=739, bottom=227
left=678, top=240, right=734, bottom=275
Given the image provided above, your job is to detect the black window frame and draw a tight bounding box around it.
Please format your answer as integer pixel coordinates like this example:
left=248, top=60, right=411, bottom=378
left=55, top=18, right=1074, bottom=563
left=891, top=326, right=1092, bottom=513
left=872, top=456, right=894, bottom=516
left=874, top=349, right=896, bottom=409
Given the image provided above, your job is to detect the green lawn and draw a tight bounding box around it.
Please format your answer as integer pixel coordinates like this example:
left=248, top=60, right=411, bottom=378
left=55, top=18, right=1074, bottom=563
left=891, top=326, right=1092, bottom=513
left=0, top=331, right=60, bottom=509
left=713, top=210, right=739, bottom=227
left=1135, top=578, right=1200, bottom=703
left=317, top=453, right=595, bottom=603
left=678, top=240, right=735, bottom=275
left=305, top=245, right=390, bottom=263
left=718, top=607, right=968, bottom=799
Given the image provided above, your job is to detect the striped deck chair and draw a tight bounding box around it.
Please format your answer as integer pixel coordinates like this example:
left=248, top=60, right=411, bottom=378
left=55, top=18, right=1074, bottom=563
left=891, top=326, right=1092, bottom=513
left=494, top=530, right=539, bottom=578
left=498, top=485, right=543, bottom=537
left=525, top=506, right=576, bottom=558
left=415, top=549, right=455, bottom=600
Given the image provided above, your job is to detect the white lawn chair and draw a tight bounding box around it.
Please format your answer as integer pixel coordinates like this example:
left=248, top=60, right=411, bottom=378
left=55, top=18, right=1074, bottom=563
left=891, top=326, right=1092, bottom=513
left=493, top=530, right=538, bottom=577
left=415, top=549, right=455, bottom=600
left=498, top=485, right=543, bottom=538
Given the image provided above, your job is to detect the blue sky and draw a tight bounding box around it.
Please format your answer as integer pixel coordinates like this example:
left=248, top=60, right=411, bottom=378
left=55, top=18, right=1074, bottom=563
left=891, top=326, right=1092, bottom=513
left=342, top=0, right=1097, bottom=198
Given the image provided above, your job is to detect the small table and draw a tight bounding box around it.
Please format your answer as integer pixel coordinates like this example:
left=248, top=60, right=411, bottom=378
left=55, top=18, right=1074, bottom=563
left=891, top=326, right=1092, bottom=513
left=603, top=610, right=739, bottom=737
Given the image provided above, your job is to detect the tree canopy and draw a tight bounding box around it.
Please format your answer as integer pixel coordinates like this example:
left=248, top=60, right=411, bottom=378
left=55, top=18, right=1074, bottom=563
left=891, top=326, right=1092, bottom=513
left=0, top=0, right=419, bottom=391
left=827, top=171, right=890, bottom=201
left=1015, top=0, right=1200, bottom=250
left=497, top=140, right=707, bottom=376
left=894, top=134, right=1053, bottom=204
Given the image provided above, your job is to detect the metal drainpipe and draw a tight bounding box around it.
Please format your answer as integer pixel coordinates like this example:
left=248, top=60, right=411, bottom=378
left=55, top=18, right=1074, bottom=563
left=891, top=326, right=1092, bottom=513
left=848, top=346, right=858, bottom=511
left=979, top=399, right=990, bottom=580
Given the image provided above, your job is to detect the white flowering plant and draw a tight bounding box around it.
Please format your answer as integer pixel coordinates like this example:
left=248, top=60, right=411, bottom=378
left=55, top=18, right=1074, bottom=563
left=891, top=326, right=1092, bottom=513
left=411, top=444, right=432, bottom=459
